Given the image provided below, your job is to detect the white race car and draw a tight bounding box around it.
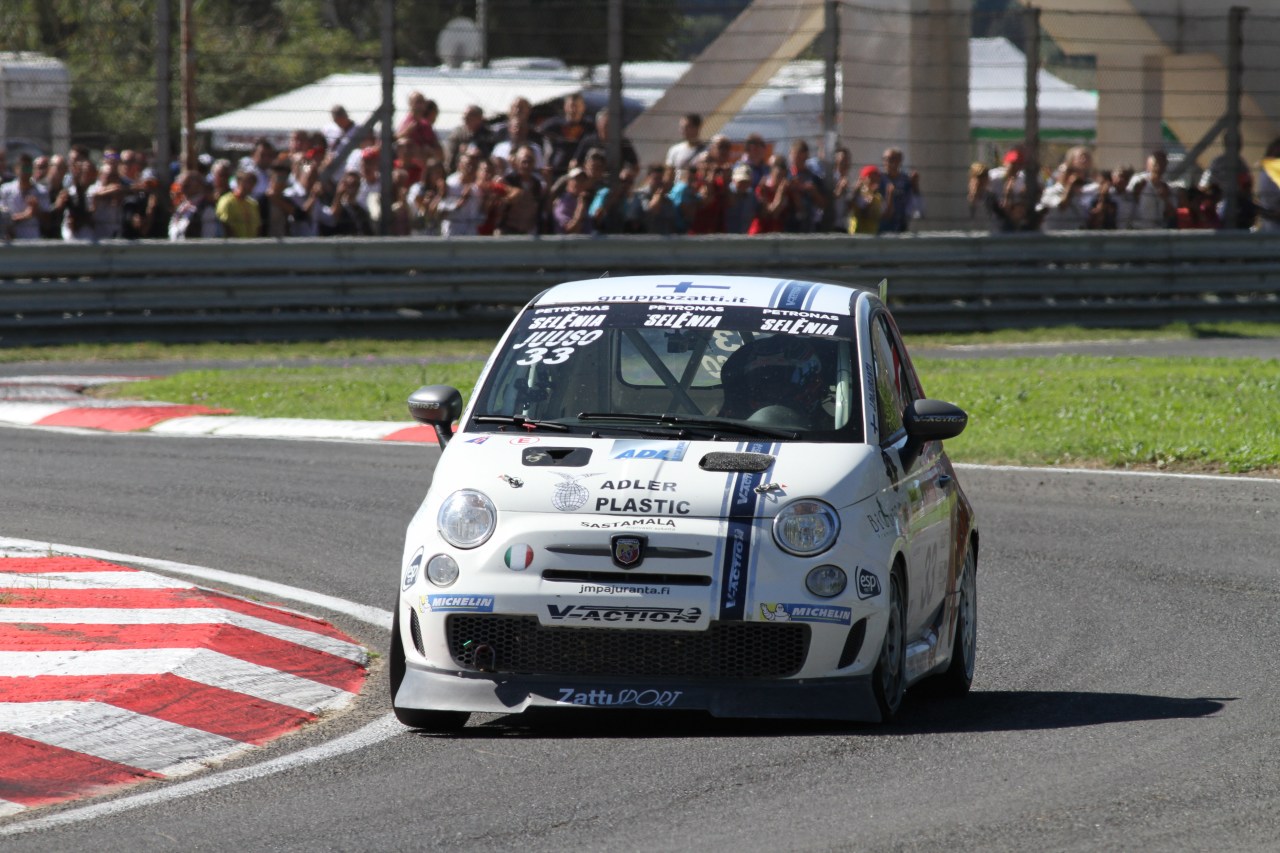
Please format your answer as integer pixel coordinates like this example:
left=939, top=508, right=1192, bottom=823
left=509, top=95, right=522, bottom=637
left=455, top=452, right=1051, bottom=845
left=391, top=274, right=977, bottom=730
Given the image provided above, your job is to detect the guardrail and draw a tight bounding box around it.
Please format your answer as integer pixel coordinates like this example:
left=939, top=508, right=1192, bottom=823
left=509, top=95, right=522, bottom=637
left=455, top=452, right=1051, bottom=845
left=3, top=230, right=1279, bottom=345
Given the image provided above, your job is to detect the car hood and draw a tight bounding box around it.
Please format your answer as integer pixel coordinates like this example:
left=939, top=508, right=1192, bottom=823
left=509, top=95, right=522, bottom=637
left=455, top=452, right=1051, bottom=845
left=435, top=434, right=883, bottom=518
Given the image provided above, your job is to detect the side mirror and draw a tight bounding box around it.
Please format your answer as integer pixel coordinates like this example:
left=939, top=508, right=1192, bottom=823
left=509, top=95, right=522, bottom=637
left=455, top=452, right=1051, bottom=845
left=408, top=385, right=463, bottom=448
left=900, top=398, right=968, bottom=470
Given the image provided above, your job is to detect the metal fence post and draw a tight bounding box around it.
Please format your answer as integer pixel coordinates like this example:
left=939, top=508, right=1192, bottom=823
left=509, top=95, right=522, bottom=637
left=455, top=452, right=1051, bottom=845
left=1223, top=6, right=1245, bottom=229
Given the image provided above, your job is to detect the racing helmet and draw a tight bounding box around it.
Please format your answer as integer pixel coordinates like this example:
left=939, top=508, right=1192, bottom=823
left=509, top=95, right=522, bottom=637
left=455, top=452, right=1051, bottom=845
left=719, top=335, right=830, bottom=423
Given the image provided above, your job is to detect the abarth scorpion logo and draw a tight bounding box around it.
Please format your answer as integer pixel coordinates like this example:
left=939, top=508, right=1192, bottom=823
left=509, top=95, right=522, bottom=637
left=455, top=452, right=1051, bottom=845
left=611, top=534, right=646, bottom=569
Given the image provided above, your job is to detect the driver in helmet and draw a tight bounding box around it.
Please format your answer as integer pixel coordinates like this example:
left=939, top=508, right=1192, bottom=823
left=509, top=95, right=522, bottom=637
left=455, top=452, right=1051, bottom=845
left=718, top=335, right=831, bottom=429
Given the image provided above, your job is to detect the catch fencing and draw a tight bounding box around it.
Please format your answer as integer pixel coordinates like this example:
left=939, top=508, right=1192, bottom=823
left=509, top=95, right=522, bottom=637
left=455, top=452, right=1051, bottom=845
left=2, top=231, right=1279, bottom=345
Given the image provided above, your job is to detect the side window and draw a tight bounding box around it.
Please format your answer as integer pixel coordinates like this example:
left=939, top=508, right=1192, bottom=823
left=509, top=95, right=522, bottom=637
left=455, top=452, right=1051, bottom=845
left=870, top=315, right=909, bottom=442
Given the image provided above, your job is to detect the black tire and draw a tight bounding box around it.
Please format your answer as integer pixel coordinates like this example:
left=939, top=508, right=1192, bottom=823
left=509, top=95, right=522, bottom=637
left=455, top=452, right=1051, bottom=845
left=389, top=605, right=470, bottom=732
left=937, top=545, right=977, bottom=696
left=872, top=572, right=907, bottom=722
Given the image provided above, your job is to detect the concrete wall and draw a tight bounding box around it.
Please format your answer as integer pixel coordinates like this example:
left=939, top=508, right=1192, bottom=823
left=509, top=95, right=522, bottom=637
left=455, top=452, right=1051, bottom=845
left=839, top=0, right=972, bottom=229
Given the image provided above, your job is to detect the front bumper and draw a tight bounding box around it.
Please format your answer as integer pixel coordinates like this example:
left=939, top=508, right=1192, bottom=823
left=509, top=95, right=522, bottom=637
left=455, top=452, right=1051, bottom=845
left=396, top=660, right=884, bottom=722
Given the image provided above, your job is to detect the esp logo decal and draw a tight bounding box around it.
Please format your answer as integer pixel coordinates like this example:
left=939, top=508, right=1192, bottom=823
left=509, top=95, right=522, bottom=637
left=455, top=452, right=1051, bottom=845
left=856, top=567, right=882, bottom=600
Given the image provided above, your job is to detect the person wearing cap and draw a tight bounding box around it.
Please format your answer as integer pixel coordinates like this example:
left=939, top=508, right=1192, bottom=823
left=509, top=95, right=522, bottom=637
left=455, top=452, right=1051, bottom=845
left=357, top=145, right=381, bottom=210
left=724, top=162, right=759, bottom=233
left=737, top=133, right=769, bottom=189
left=850, top=165, right=885, bottom=234
left=552, top=166, right=594, bottom=234
left=262, top=159, right=299, bottom=238
left=216, top=168, right=262, bottom=238
left=991, top=146, right=1040, bottom=230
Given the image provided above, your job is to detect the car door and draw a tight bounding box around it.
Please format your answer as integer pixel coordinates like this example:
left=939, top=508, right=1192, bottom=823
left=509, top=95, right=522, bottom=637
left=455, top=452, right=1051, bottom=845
left=869, top=312, right=950, bottom=639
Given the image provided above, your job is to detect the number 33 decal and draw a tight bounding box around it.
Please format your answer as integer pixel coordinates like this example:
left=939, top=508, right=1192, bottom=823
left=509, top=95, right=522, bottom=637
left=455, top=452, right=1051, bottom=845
left=516, top=346, right=574, bottom=366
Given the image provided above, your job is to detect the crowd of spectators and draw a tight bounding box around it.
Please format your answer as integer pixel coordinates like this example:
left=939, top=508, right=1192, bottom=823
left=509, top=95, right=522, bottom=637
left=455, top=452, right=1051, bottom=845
left=2, top=87, right=1278, bottom=241
left=969, top=140, right=1280, bottom=234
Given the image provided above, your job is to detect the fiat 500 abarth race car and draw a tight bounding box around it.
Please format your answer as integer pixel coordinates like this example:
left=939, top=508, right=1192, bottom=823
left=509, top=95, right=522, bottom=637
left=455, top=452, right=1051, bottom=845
left=391, top=274, right=978, bottom=730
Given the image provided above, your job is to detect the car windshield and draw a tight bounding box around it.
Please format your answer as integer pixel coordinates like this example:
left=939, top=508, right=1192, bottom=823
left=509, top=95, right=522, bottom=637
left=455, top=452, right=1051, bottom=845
left=468, top=301, right=862, bottom=442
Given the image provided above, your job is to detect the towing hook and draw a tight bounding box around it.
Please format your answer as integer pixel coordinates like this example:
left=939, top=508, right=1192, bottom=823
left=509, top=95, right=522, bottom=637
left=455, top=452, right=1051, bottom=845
left=472, top=643, right=497, bottom=673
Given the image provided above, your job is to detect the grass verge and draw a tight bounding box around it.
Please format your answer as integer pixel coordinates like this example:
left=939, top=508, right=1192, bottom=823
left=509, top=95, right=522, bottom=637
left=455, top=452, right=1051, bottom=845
left=93, top=354, right=1280, bottom=475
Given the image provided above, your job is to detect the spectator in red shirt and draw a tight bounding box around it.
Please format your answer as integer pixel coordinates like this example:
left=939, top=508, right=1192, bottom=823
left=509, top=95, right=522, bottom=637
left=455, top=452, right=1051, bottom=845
left=397, top=92, right=444, bottom=169
left=750, top=155, right=790, bottom=234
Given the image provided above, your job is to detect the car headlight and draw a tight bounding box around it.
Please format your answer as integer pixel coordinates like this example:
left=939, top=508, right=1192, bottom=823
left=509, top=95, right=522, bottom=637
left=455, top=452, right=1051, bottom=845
left=437, top=489, right=496, bottom=549
left=772, top=499, right=839, bottom=556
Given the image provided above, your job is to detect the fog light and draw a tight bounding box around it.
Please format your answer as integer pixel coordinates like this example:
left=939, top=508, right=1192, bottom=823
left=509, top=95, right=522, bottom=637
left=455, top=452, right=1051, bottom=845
left=805, top=565, right=847, bottom=598
left=426, top=554, right=460, bottom=587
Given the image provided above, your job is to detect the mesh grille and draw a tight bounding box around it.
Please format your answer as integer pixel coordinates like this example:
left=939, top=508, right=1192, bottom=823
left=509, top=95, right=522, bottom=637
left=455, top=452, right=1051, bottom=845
left=446, top=615, right=808, bottom=679
left=409, top=607, right=425, bottom=656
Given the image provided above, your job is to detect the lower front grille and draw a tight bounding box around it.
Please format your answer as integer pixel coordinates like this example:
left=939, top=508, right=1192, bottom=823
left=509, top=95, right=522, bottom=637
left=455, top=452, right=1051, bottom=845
left=446, top=615, right=809, bottom=679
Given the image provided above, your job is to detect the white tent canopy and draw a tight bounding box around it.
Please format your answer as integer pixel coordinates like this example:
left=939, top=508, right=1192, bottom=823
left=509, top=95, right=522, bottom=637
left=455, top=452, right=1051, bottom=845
left=969, top=37, right=1096, bottom=131
left=197, top=38, right=1095, bottom=153
left=196, top=62, right=584, bottom=151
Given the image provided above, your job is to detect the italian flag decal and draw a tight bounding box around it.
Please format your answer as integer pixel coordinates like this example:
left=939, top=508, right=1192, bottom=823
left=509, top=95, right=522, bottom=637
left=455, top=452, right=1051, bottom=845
left=504, top=544, right=534, bottom=571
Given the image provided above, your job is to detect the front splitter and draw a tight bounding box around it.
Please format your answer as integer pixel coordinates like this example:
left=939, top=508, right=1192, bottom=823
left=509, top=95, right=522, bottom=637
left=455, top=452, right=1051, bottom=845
left=396, top=662, right=883, bottom=722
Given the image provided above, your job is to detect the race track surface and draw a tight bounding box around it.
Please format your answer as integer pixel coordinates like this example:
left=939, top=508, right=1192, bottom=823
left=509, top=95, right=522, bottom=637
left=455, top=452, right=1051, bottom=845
left=2, top=428, right=1278, bottom=851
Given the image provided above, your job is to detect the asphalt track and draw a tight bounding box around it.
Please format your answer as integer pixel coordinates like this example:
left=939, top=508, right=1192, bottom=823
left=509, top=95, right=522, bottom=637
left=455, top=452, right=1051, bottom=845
left=2, top=423, right=1278, bottom=852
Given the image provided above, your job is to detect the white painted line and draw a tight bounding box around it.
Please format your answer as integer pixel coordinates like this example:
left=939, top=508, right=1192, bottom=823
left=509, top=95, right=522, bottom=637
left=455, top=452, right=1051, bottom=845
left=0, top=701, right=249, bottom=776
left=150, top=416, right=408, bottom=440
left=0, top=713, right=403, bottom=837
left=0, top=403, right=72, bottom=425
left=953, top=462, right=1280, bottom=484
left=0, top=607, right=366, bottom=663
left=0, top=376, right=154, bottom=386
left=0, top=538, right=393, bottom=630
left=0, top=571, right=193, bottom=590
left=0, top=649, right=354, bottom=713
left=0, top=799, right=26, bottom=819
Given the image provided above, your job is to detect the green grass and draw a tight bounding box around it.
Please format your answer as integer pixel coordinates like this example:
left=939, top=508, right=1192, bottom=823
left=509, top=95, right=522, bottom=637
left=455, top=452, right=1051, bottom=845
left=921, top=356, right=1280, bottom=474
left=0, top=338, right=494, bottom=365
left=98, top=363, right=486, bottom=421
left=92, top=352, right=1280, bottom=475
left=905, top=321, right=1280, bottom=348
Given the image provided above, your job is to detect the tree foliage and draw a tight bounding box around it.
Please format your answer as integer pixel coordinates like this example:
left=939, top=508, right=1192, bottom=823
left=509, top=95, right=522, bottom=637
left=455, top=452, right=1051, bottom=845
left=0, top=0, right=682, bottom=151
